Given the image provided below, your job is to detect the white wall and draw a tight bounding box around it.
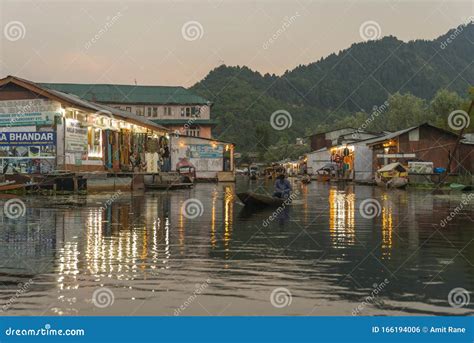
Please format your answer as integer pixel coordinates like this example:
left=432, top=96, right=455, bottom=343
left=354, top=143, right=373, bottom=181
left=170, top=136, right=227, bottom=178
left=307, top=149, right=331, bottom=174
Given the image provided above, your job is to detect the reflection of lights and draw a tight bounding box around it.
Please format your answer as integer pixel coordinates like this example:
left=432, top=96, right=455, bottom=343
left=223, top=186, right=234, bottom=254
left=211, top=191, right=217, bottom=249
left=381, top=196, right=393, bottom=260
left=328, top=188, right=355, bottom=248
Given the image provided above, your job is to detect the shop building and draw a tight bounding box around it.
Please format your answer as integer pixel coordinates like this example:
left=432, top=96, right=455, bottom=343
left=0, top=76, right=169, bottom=174
left=39, top=83, right=217, bottom=139
left=366, top=123, right=474, bottom=176
left=170, top=135, right=235, bottom=181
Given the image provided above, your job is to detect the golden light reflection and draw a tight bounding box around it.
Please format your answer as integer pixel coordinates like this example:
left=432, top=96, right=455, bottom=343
left=328, top=188, right=355, bottom=248
left=211, top=190, right=217, bottom=249
left=381, top=195, right=393, bottom=260
left=223, top=186, right=234, bottom=256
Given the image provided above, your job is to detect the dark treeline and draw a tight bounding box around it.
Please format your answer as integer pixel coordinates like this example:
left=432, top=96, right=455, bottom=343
left=191, top=23, right=474, bottom=161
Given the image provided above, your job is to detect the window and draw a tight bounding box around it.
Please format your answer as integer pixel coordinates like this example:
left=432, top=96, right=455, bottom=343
left=136, top=108, right=143, bottom=116
left=147, top=107, right=152, bottom=117
left=164, top=107, right=172, bottom=116
left=191, top=106, right=201, bottom=117
left=126, top=107, right=132, bottom=112
left=186, top=107, right=191, bottom=117
left=186, top=128, right=200, bottom=137
left=180, top=107, right=185, bottom=117
left=153, top=107, right=158, bottom=117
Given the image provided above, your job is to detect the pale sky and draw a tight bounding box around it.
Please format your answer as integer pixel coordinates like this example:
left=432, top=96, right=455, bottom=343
left=0, top=0, right=473, bottom=87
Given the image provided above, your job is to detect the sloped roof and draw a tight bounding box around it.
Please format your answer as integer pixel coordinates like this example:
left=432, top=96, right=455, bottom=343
left=365, top=123, right=459, bottom=146
left=0, top=75, right=168, bottom=132
left=40, top=83, right=210, bottom=105
left=378, top=162, right=407, bottom=172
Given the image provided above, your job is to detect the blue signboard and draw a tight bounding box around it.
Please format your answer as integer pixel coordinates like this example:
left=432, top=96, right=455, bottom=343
left=187, top=144, right=223, bottom=159
left=0, top=132, right=56, bottom=146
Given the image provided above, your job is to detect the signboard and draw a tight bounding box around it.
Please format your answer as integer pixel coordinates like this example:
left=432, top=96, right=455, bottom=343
left=186, top=144, right=223, bottom=159
left=0, top=99, right=62, bottom=127
left=65, top=119, right=88, bottom=153
left=0, top=131, right=56, bottom=146
left=376, top=154, right=416, bottom=158
left=0, top=112, right=57, bottom=126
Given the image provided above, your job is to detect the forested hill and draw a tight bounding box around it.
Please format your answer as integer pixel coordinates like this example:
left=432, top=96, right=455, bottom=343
left=191, top=23, right=474, bottom=153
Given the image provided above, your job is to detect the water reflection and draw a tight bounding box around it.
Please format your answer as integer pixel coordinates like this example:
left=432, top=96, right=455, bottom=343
left=0, top=182, right=472, bottom=316
left=328, top=187, right=355, bottom=247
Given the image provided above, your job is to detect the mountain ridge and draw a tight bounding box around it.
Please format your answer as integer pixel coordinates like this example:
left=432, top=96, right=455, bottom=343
left=191, top=23, right=474, bottom=152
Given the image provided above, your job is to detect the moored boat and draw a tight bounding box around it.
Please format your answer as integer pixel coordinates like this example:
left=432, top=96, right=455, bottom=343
left=449, top=183, right=473, bottom=191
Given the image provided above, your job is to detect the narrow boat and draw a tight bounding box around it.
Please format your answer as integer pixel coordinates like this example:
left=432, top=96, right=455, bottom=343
left=237, top=192, right=286, bottom=208
left=449, top=183, right=473, bottom=191
left=0, top=181, right=25, bottom=192
left=146, top=182, right=194, bottom=190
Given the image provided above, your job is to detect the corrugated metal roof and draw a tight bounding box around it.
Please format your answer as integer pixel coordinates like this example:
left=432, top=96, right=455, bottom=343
left=45, top=89, right=168, bottom=132
left=40, top=83, right=210, bottom=105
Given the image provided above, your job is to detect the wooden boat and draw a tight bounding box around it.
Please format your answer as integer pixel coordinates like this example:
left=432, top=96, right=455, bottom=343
left=376, top=163, right=408, bottom=189
left=237, top=192, right=286, bottom=208
left=146, top=182, right=193, bottom=190
left=386, top=177, right=408, bottom=189
left=449, top=183, right=473, bottom=191
left=0, top=181, right=24, bottom=192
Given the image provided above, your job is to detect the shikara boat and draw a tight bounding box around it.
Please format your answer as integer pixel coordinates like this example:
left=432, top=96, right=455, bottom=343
left=449, top=183, right=473, bottom=191
left=237, top=192, right=286, bottom=208
left=0, top=181, right=24, bottom=192
left=146, top=182, right=194, bottom=190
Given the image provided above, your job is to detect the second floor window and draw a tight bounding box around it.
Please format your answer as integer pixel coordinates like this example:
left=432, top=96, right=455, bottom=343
left=153, top=107, right=158, bottom=117
left=186, top=128, right=200, bottom=137
left=147, top=107, right=152, bottom=117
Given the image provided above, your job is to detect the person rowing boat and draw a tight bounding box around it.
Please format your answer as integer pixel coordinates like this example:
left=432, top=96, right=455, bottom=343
left=273, top=174, right=292, bottom=199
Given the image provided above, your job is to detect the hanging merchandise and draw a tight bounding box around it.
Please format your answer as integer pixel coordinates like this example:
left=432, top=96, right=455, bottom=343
left=343, top=147, right=350, bottom=157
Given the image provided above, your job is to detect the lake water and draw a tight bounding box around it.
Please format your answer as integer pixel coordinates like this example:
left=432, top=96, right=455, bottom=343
left=0, top=177, right=472, bottom=316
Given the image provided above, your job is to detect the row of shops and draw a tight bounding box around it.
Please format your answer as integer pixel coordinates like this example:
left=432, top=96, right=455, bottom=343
left=0, top=76, right=234, bottom=181
left=306, top=123, right=474, bottom=182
